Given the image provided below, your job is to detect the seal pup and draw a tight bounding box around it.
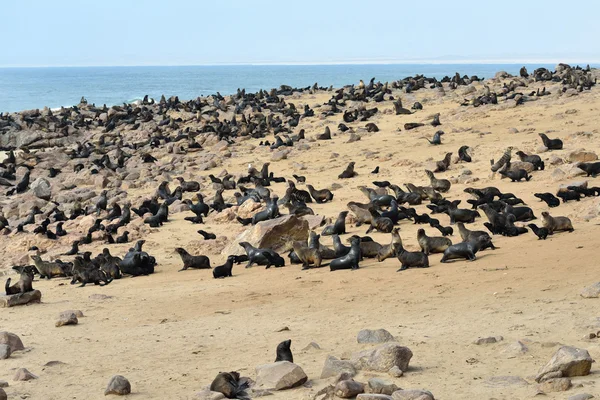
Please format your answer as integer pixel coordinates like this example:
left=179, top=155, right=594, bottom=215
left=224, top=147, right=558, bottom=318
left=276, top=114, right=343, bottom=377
left=371, top=166, right=380, bottom=174
left=425, top=170, right=451, bottom=192
left=275, top=339, right=294, bottom=362
left=422, top=130, right=444, bottom=145
left=306, top=185, right=333, bottom=203
left=498, top=168, right=532, bottom=182
left=291, top=241, right=322, bottom=270
left=330, top=236, right=361, bottom=271
left=292, top=174, right=306, bottom=183
left=197, top=230, right=217, bottom=240
left=174, top=248, right=211, bottom=271
left=538, top=133, right=563, bottom=150
left=338, top=162, right=357, bottom=179
left=527, top=224, right=549, bottom=240
left=115, top=231, right=129, bottom=243
left=210, top=371, right=249, bottom=399
left=541, top=211, right=574, bottom=234
left=213, top=256, right=236, bottom=278
left=434, top=152, right=452, bottom=172
left=534, top=192, right=560, bottom=207
left=321, top=211, right=348, bottom=236
left=5, top=266, right=35, bottom=295
left=458, top=145, right=472, bottom=162
left=316, top=126, right=331, bottom=140
left=417, top=229, right=452, bottom=255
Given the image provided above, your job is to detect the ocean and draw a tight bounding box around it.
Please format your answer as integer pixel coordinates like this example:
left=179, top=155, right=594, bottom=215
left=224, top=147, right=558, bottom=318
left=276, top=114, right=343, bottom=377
left=0, top=63, right=589, bottom=113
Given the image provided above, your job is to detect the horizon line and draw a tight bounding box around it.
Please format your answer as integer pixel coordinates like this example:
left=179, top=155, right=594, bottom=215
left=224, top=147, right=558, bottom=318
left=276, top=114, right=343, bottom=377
left=1, top=58, right=599, bottom=69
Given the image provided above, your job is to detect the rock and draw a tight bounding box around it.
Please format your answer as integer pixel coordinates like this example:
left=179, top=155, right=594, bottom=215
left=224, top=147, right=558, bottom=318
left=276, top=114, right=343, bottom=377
left=535, top=346, right=593, bottom=382
left=537, top=377, right=572, bottom=393
left=388, top=366, right=403, bottom=377
left=221, top=215, right=309, bottom=256
left=482, top=376, right=528, bottom=388
left=0, top=381, right=7, bottom=388
left=347, top=133, right=361, bottom=143
left=0, top=388, right=5, bottom=400
left=357, top=395, right=394, bottom=400
left=0, top=332, right=24, bottom=352
left=30, top=178, right=52, bottom=200
left=321, top=355, right=357, bottom=379
left=335, top=379, right=365, bottom=398
left=500, top=340, right=528, bottom=356
left=94, top=175, right=110, bottom=189
left=13, top=368, right=37, bottom=381
left=194, top=389, right=226, bottom=400
left=357, top=329, right=395, bottom=344
left=104, top=375, right=132, bottom=395
left=301, top=215, right=324, bottom=230
left=473, top=336, right=503, bottom=345
left=0, top=344, right=11, bottom=360
left=89, top=294, right=113, bottom=301
left=560, top=181, right=588, bottom=190
left=255, top=361, right=307, bottom=390
left=60, top=310, right=84, bottom=319
left=568, top=394, right=595, bottom=400
left=302, top=342, right=321, bottom=351
left=351, top=343, right=413, bottom=372
left=56, top=313, right=78, bottom=327
left=366, top=378, right=399, bottom=395
left=549, top=155, right=564, bottom=165
left=391, top=389, right=435, bottom=400
left=506, top=161, right=534, bottom=173
left=569, top=150, right=598, bottom=163
left=236, top=200, right=263, bottom=219
left=552, top=168, right=566, bottom=181
left=271, top=150, right=288, bottom=161
left=581, top=282, right=600, bottom=298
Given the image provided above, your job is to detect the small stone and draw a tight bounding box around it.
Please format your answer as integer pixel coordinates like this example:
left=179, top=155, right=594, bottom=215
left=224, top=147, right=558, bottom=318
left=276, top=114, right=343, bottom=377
left=104, top=375, right=131, bottom=395
left=255, top=361, right=307, bottom=390
left=388, top=366, right=403, bottom=377
left=89, top=294, right=113, bottom=301
left=537, top=377, right=572, bottom=393
left=347, top=133, right=361, bottom=143
left=351, top=343, right=413, bottom=372
left=581, top=282, right=600, bottom=298
left=568, top=394, right=595, bottom=400
left=0, top=290, right=42, bottom=307
left=0, top=332, right=24, bottom=352
left=391, top=389, right=435, bottom=400
left=0, top=344, right=11, bottom=360
left=357, top=395, right=394, bottom=400
left=0, top=381, right=7, bottom=388
left=357, top=329, right=395, bottom=344
left=335, top=379, right=365, bottom=398
left=302, top=342, right=321, bottom=351
left=366, top=378, right=399, bottom=395
left=549, top=155, right=564, bottom=165
left=59, top=310, right=84, bottom=319
left=473, top=336, right=503, bottom=345
left=56, top=313, right=78, bottom=327
left=13, top=368, right=37, bottom=381
left=500, top=340, right=528, bottom=356
left=482, top=376, right=528, bottom=388
left=275, top=326, right=289, bottom=332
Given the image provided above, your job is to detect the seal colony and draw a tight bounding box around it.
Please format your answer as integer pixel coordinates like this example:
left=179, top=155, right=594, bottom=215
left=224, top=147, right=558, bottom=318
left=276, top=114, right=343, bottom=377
left=1, top=63, right=600, bottom=399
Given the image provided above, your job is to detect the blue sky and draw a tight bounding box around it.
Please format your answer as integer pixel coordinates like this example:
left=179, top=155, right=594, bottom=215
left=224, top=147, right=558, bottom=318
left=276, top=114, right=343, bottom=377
left=2, top=0, right=600, bottom=67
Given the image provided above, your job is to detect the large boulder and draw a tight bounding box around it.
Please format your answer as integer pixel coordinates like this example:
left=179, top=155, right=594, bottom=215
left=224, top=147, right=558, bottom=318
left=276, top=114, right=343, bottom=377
left=535, top=346, right=593, bottom=382
left=391, top=390, right=435, bottom=400
left=221, top=215, right=309, bottom=256
left=0, top=332, right=24, bottom=352
left=30, top=178, right=51, bottom=200
left=254, top=361, right=307, bottom=390
left=321, top=355, right=357, bottom=379
left=357, top=329, right=395, bottom=344
left=351, top=343, right=413, bottom=372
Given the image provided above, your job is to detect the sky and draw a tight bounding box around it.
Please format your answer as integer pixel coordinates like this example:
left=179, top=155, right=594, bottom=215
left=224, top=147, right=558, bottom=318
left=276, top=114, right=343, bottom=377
left=2, top=0, right=600, bottom=67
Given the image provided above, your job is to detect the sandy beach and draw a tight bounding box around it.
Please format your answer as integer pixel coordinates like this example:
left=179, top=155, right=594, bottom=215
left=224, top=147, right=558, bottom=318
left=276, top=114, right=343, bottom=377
left=1, top=67, right=600, bottom=400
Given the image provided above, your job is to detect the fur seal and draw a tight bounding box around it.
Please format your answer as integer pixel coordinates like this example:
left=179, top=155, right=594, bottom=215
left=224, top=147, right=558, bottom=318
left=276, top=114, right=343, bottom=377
left=239, top=242, right=285, bottom=269
left=213, top=256, right=237, bottom=278
left=5, top=266, right=35, bottom=295
left=377, top=228, right=401, bottom=262
left=538, top=133, right=563, bottom=150
left=458, top=146, right=472, bottom=162
left=198, top=230, right=217, bottom=240
left=365, top=208, right=394, bottom=234
left=577, top=162, right=600, bottom=177
left=210, top=371, right=249, bottom=399
left=70, top=258, right=112, bottom=287
left=30, top=255, right=67, bottom=279
left=275, top=339, right=293, bottom=362
left=541, top=211, right=573, bottom=234
left=338, top=162, right=357, bottom=179
left=176, top=177, right=200, bottom=192
left=556, top=189, right=580, bottom=202
left=321, top=211, right=348, bottom=236
left=457, top=223, right=496, bottom=248
left=332, top=234, right=351, bottom=258
left=330, top=236, right=361, bottom=271
left=422, top=130, right=444, bottom=145
left=417, top=229, right=452, bottom=255
left=397, top=238, right=429, bottom=272
left=425, top=170, right=451, bottom=192
left=527, top=223, right=549, bottom=240
left=448, top=202, right=480, bottom=224
left=174, top=248, right=211, bottom=271
left=515, top=151, right=544, bottom=170
left=306, top=185, right=333, bottom=203
left=499, top=168, right=531, bottom=182
left=316, top=126, right=331, bottom=140
left=434, top=152, right=452, bottom=172
left=534, top=192, right=560, bottom=208
left=502, top=202, right=535, bottom=221
left=440, top=237, right=488, bottom=263
left=291, top=241, right=322, bottom=270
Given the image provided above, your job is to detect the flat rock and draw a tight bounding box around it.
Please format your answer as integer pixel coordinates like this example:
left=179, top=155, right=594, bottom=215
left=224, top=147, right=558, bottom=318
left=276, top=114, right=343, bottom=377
left=60, top=310, right=84, bottom=319
left=351, top=343, right=413, bottom=372
left=366, top=378, right=399, bottom=395
left=536, top=346, right=593, bottom=382
left=302, top=342, right=321, bottom=351
left=0, top=344, right=11, bottom=360
left=0, top=290, right=42, bottom=307
left=482, top=376, right=529, bottom=388
left=301, top=214, right=325, bottom=230
left=568, top=394, right=595, bottom=400
left=335, top=379, right=365, bottom=398
left=56, top=313, right=78, bottom=327
left=0, top=332, right=24, bottom=352
left=194, top=389, right=226, bottom=400
left=13, top=368, right=37, bottom=381
left=255, top=361, right=307, bottom=390
left=321, top=355, right=356, bottom=379
left=391, top=389, right=435, bottom=400
left=569, top=150, right=598, bottom=163
left=581, top=282, right=600, bottom=298
left=221, top=215, right=309, bottom=256
left=500, top=340, right=528, bottom=356
left=473, top=336, right=503, bottom=345
left=357, top=395, right=394, bottom=400
left=105, top=375, right=131, bottom=395
left=357, top=329, right=395, bottom=344
left=537, top=377, right=572, bottom=393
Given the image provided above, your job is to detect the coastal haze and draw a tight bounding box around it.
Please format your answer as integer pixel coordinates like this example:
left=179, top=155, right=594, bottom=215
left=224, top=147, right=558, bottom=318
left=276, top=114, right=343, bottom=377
left=2, top=1, right=600, bottom=400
